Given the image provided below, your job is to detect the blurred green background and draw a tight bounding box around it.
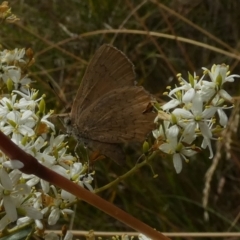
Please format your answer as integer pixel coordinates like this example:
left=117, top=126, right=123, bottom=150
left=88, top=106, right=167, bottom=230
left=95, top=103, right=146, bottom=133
left=2, top=1, right=240, bottom=239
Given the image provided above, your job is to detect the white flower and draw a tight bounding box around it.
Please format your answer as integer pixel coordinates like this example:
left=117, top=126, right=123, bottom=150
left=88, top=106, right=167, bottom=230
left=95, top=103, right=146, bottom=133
left=44, top=187, right=74, bottom=226
left=79, top=174, right=94, bottom=192
left=0, top=46, right=84, bottom=233
left=152, top=121, right=170, bottom=140
left=13, top=89, right=40, bottom=102
left=67, top=162, right=94, bottom=192
left=15, top=195, right=43, bottom=220
left=173, top=93, right=216, bottom=146
left=44, top=134, right=66, bottom=155
left=169, top=72, right=203, bottom=104
left=2, top=110, right=36, bottom=142
left=41, top=113, right=55, bottom=131
left=201, top=64, right=240, bottom=102
left=159, top=125, right=196, bottom=173
left=69, top=162, right=84, bottom=180
left=17, top=217, right=43, bottom=230
left=14, top=97, right=37, bottom=111
left=0, top=48, right=26, bottom=65
left=0, top=168, right=31, bottom=230
left=204, top=64, right=240, bottom=85
left=0, top=95, right=18, bottom=124
left=2, top=67, right=32, bottom=92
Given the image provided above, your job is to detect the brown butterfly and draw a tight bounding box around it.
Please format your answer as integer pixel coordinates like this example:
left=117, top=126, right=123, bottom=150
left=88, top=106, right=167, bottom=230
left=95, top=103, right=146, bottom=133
left=64, top=44, right=155, bottom=164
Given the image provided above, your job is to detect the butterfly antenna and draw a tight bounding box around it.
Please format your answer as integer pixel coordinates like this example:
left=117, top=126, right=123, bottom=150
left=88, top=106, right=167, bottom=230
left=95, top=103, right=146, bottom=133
left=48, top=80, right=69, bottom=113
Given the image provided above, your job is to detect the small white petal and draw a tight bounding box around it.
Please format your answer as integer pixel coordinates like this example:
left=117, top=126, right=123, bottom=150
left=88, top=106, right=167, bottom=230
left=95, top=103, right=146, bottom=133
left=18, top=125, right=35, bottom=136
left=64, top=231, right=73, bottom=240
left=182, top=135, right=196, bottom=145
left=217, top=108, right=228, bottom=126
left=181, top=122, right=197, bottom=144
left=152, top=129, right=160, bottom=139
left=192, top=93, right=203, bottom=115
left=199, top=122, right=212, bottom=139
left=168, top=125, right=179, bottom=138
left=83, top=181, right=94, bottom=192
left=181, top=149, right=197, bottom=157
left=48, top=208, right=60, bottom=225
left=201, top=137, right=213, bottom=159
left=3, top=160, right=24, bottom=169
left=4, top=196, right=17, bottom=221
left=9, top=169, right=22, bottom=184
left=40, top=179, right=49, bottom=193
left=173, top=154, right=182, bottom=174
left=35, top=219, right=43, bottom=229
left=0, top=168, right=13, bottom=189
left=168, top=86, right=185, bottom=96
left=14, top=183, right=31, bottom=195
left=219, top=89, right=232, bottom=102
left=183, top=88, right=195, bottom=103
left=17, top=216, right=31, bottom=226
left=51, top=165, right=69, bottom=179
left=159, top=143, right=173, bottom=154
left=21, top=110, right=33, bottom=120
left=23, top=206, right=43, bottom=220
left=162, top=99, right=180, bottom=111
left=202, top=107, right=217, bottom=119
left=172, top=108, right=193, bottom=118
left=61, top=190, right=76, bottom=202
left=26, top=177, right=39, bottom=187
left=225, top=74, right=240, bottom=82
left=62, top=209, right=74, bottom=215
left=0, top=215, right=11, bottom=231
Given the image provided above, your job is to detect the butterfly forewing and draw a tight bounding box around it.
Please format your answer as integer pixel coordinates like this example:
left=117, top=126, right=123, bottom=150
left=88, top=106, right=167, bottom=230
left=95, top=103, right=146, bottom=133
left=71, top=44, right=136, bottom=123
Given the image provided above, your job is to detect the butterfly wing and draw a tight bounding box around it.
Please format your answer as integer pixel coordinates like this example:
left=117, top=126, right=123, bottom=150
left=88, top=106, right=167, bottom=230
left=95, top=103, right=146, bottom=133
left=69, top=44, right=155, bottom=164
left=76, top=86, right=155, bottom=143
left=85, top=139, right=125, bottom=165
left=71, top=44, right=136, bottom=124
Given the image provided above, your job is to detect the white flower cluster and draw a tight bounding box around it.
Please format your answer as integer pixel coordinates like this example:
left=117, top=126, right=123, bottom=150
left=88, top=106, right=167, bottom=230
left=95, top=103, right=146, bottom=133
left=0, top=48, right=93, bottom=239
left=153, top=64, right=240, bottom=173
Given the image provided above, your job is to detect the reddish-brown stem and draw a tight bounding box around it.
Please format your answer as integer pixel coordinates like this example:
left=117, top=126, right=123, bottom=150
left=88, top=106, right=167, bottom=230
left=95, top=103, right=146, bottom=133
left=0, top=131, right=170, bottom=240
